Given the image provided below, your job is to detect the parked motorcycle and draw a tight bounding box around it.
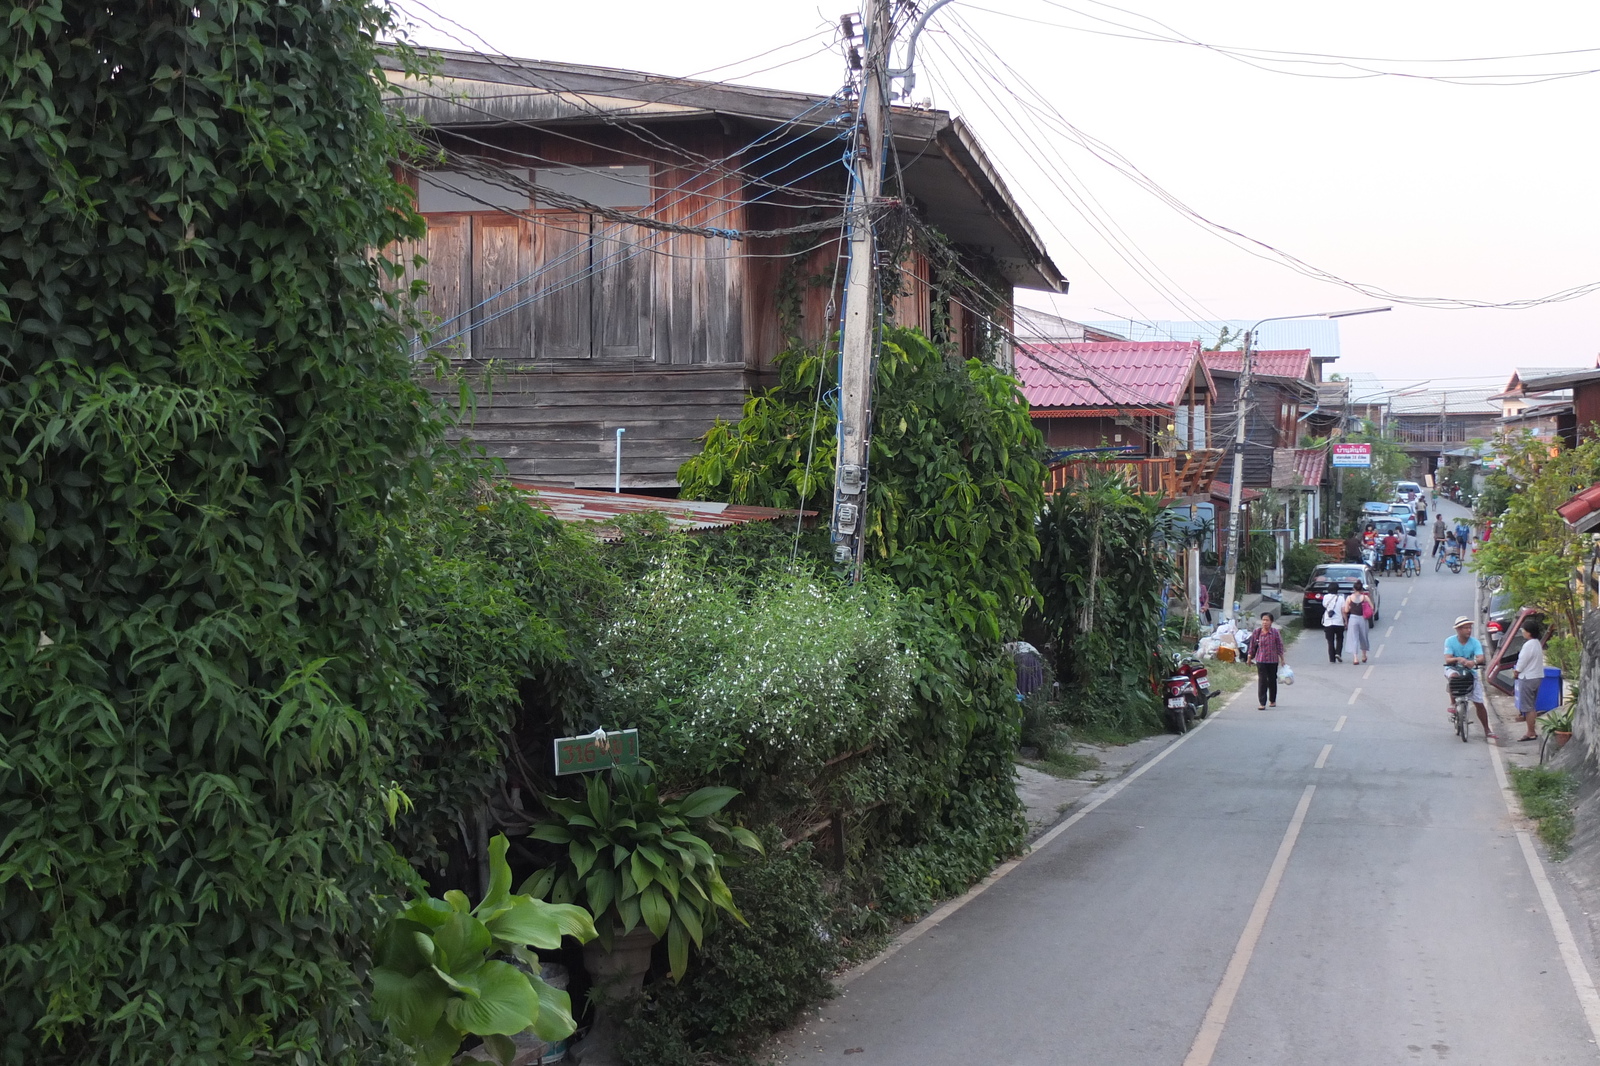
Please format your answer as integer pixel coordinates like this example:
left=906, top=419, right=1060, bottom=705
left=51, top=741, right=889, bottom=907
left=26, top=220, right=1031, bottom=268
left=1156, top=651, right=1207, bottom=733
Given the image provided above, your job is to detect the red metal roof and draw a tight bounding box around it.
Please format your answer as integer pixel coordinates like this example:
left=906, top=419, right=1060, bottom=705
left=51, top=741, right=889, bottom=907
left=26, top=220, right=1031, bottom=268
left=510, top=482, right=813, bottom=539
left=1293, top=448, right=1328, bottom=488
left=1210, top=479, right=1265, bottom=503
left=1017, top=341, right=1204, bottom=411
left=1201, top=349, right=1313, bottom=380
left=1558, top=483, right=1600, bottom=530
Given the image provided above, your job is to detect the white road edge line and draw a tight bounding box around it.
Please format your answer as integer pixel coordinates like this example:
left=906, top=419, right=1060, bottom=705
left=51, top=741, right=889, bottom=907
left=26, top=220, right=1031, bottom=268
left=1314, top=744, right=1332, bottom=769
left=1334, top=715, right=1347, bottom=732
left=833, top=688, right=1249, bottom=988
left=1487, top=741, right=1600, bottom=1044
left=1395, top=611, right=1403, bottom=620
left=1376, top=644, right=1386, bottom=659
left=1363, top=665, right=1375, bottom=680
left=1182, top=785, right=1318, bottom=1066
left=1347, top=688, right=1361, bottom=705
left=1385, top=626, right=1395, bottom=638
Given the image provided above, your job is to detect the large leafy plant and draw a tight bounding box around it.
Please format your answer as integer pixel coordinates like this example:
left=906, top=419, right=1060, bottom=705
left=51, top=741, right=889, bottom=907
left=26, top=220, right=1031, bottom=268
left=524, top=766, right=762, bottom=981
left=372, top=836, right=597, bottom=1066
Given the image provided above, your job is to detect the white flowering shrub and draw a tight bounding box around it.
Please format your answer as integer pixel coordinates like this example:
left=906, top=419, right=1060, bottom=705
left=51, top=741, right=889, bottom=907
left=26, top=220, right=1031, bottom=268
left=597, top=550, right=914, bottom=781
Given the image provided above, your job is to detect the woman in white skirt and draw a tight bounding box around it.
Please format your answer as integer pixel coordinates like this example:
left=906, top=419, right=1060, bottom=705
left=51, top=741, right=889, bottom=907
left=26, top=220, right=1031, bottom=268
left=1342, top=581, right=1373, bottom=666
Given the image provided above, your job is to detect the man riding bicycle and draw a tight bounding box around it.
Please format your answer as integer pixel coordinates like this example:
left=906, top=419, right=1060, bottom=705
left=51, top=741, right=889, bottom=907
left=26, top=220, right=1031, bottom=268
left=1444, top=616, right=1494, bottom=740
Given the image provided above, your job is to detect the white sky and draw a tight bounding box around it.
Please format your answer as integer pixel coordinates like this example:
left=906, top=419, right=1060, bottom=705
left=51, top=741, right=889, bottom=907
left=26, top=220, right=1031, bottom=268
left=395, top=0, right=1600, bottom=385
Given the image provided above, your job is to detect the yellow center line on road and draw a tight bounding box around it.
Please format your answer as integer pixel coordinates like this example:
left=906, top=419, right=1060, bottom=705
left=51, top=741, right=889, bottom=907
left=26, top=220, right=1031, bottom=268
left=1348, top=688, right=1361, bottom=705
left=1182, top=785, right=1318, bottom=1066
left=1334, top=715, right=1347, bottom=731
left=1314, top=744, right=1333, bottom=769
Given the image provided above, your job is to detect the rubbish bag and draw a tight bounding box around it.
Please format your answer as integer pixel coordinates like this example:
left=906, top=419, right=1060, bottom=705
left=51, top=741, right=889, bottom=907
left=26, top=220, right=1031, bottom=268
left=1279, top=664, right=1295, bottom=686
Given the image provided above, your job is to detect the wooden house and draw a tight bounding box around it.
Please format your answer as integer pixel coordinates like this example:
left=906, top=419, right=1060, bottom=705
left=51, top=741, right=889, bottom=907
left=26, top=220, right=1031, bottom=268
left=381, top=50, right=1064, bottom=489
left=1015, top=340, right=1222, bottom=497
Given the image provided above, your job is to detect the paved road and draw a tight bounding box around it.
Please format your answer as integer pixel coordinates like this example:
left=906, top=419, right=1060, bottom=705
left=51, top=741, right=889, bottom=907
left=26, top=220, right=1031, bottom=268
left=778, top=502, right=1600, bottom=1064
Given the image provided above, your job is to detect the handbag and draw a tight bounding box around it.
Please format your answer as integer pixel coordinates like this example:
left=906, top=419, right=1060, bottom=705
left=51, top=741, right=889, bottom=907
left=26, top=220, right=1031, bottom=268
left=1361, top=597, right=1374, bottom=620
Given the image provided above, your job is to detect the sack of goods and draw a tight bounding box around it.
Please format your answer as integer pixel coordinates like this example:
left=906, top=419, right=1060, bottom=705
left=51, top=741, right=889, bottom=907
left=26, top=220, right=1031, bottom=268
left=1279, top=664, right=1295, bottom=686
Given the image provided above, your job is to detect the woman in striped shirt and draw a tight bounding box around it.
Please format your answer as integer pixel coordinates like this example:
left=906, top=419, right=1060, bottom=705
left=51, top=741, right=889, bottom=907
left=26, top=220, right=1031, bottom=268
left=1250, top=612, right=1286, bottom=709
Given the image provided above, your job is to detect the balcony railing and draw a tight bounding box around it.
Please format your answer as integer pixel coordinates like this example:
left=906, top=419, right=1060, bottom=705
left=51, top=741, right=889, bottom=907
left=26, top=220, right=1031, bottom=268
left=1046, top=450, right=1223, bottom=498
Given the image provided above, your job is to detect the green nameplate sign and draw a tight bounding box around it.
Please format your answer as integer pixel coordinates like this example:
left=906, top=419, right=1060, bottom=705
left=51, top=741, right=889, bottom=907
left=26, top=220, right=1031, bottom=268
left=554, top=729, right=639, bottom=775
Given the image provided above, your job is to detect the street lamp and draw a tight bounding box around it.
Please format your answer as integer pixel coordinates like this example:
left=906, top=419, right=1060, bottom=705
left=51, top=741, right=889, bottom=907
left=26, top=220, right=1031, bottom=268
left=1220, top=306, right=1390, bottom=624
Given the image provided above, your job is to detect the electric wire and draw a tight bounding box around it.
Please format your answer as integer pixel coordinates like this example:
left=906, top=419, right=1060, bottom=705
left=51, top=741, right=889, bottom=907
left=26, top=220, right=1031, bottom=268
left=940, top=16, right=1600, bottom=311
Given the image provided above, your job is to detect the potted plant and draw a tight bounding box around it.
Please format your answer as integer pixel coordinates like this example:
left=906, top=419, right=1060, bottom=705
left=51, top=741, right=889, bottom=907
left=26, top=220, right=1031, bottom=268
left=523, top=765, right=761, bottom=1063
left=1542, top=706, right=1575, bottom=747
left=371, top=835, right=597, bottom=1066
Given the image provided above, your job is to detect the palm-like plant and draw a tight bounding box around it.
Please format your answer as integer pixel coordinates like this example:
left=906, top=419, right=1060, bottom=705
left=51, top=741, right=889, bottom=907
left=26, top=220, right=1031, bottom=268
left=523, top=765, right=762, bottom=980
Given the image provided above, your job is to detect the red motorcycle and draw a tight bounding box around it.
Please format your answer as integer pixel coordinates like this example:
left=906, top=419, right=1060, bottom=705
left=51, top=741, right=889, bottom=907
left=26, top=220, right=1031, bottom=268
left=1156, top=652, right=1210, bottom=733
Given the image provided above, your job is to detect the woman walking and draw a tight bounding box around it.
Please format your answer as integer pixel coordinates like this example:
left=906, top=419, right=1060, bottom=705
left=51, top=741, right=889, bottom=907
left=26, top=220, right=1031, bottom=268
left=1343, top=581, right=1374, bottom=665
left=1321, top=588, right=1347, bottom=662
left=1250, top=611, right=1287, bottom=709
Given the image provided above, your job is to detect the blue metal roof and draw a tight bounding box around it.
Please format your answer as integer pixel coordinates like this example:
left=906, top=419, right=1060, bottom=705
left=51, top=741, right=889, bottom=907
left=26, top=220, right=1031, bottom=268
left=1078, top=319, right=1342, bottom=359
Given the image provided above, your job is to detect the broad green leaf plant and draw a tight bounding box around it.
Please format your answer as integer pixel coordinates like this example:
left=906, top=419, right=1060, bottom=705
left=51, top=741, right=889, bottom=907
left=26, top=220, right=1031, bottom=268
left=372, top=836, right=597, bottom=1066
left=524, top=766, right=763, bottom=981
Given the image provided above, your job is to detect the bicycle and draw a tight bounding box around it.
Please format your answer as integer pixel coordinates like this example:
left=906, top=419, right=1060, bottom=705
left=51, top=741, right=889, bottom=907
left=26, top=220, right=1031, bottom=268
left=1403, top=552, right=1421, bottom=578
left=1447, top=667, right=1476, bottom=742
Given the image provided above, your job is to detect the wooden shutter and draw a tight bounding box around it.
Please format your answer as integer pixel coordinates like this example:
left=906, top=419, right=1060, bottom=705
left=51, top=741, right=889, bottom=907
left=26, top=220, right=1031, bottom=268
left=471, top=215, right=531, bottom=360
left=593, top=220, right=652, bottom=361
left=419, top=216, right=469, bottom=360
left=533, top=213, right=593, bottom=360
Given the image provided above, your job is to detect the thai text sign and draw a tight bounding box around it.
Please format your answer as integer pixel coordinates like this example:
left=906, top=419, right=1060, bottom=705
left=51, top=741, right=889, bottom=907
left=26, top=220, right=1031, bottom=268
left=1331, top=443, right=1372, bottom=468
left=554, top=729, right=640, bottom=775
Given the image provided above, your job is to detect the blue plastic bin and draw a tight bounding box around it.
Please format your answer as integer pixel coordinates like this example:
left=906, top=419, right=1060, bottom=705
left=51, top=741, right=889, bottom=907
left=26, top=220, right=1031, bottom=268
left=1537, top=667, right=1563, bottom=712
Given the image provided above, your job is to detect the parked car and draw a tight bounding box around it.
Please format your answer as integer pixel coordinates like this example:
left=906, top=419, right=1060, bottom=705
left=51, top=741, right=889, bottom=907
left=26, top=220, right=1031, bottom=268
left=1484, top=591, right=1516, bottom=651
left=1395, top=480, right=1423, bottom=502
left=1361, top=501, right=1392, bottom=517
left=1301, top=563, right=1382, bottom=628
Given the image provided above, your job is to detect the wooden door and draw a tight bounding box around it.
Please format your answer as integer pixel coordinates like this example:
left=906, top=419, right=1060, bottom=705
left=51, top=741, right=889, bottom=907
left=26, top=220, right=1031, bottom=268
left=471, top=215, right=531, bottom=360
left=419, top=215, right=469, bottom=360
left=593, top=220, right=653, bottom=361
left=533, top=213, right=593, bottom=360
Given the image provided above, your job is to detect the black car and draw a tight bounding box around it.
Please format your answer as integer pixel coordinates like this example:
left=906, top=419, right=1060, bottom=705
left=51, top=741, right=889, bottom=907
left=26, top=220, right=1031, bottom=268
left=1301, top=563, right=1382, bottom=628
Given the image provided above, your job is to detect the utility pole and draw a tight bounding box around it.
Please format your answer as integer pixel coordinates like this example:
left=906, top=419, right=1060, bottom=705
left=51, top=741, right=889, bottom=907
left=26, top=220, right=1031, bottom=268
left=832, top=0, right=891, bottom=572
left=1218, top=306, right=1390, bottom=624
left=1220, top=330, right=1255, bottom=623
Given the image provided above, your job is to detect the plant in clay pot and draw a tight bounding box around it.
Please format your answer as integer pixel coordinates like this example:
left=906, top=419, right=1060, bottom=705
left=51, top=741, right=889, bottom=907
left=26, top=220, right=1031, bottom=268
left=371, top=835, right=597, bottom=1066
left=1542, top=706, right=1575, bottom=744
left=523, top=766, right=761, bottom=1064
left=523, top=764, right=762, bottom=981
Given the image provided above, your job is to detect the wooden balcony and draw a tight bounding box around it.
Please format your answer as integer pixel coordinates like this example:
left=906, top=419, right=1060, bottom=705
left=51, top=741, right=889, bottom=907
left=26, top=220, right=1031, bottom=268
left=1046, top=450, right=1224, bottom=499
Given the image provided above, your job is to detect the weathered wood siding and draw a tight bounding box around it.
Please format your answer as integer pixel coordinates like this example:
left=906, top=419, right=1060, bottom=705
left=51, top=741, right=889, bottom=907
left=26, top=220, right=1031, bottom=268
left=438, top=366, right=767, bottom=488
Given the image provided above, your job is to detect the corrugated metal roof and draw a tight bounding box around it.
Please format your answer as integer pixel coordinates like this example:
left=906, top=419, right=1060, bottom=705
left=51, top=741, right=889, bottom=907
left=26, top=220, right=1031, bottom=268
left=1294, top=448, right=1328, bottom=488
left=1076, top=320, right=1342, bottom=359
left=511, top=482, right=812, bottom=539
left=1017, top=341, right=1203, bottom=410
left=1202, top=349, right=1313, bottom=381
left=1388, top=387, right=1503, bottom=415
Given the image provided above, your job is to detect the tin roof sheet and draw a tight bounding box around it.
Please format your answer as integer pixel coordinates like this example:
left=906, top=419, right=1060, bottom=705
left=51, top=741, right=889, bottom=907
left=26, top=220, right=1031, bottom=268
left=1017, top=341, right=1204, bottom=410
left=512, top=482, right=811, bottom=539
